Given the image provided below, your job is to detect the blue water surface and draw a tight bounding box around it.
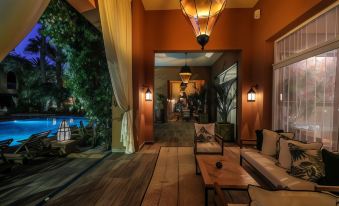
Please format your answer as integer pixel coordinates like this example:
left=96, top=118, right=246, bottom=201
left=0, top=116, right=88, bottom=146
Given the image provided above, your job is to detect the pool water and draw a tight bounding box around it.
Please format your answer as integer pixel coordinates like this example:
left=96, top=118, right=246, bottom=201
left=0, top=116, right=89, bottom=146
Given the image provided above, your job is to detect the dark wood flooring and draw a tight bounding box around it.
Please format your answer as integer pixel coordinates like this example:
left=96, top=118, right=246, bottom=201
left=1, top=121, right=268, bottom=206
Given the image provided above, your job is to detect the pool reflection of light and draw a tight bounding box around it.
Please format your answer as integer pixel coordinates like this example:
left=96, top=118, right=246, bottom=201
left=0, top=116, right=88, bottom=146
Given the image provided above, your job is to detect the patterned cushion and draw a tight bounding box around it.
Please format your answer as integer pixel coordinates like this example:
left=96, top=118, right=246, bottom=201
left=277, top=139, right=322, bottom=170
left=288, top=143, right=324, bottom=182
left=194, top=123, right=215, bottom=142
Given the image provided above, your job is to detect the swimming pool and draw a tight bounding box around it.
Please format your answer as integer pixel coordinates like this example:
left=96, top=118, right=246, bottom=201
left=0, top=116, right=88, bottom=146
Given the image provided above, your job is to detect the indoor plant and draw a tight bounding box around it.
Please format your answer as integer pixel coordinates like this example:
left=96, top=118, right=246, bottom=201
left=214, top=77, right=237, bottom=142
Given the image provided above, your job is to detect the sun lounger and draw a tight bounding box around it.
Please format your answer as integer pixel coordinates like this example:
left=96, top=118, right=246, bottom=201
left=0, top=138, right=13, bottom=163
left=3, top=131, right=51, bottom=164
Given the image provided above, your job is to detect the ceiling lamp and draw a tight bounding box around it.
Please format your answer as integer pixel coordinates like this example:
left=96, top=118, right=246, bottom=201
left=180, top=0, right=227, bottom=50
left=180, top=82, right=187, bottom=91
left=179, top=52, right=192, bottom=83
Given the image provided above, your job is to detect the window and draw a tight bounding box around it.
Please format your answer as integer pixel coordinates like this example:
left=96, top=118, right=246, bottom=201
left=273, top=3, right=339, bottom=151
left=7, top=71, right=17, bottom=89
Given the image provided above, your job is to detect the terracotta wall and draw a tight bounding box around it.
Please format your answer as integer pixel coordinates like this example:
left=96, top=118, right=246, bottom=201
left=131, top=0, right=335, bottom=148
left=132, top=0, right=146, bottom=149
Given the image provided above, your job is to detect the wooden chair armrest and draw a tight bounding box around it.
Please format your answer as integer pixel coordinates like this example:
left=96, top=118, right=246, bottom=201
left=315, top=185, right=339, bottom=193
left=215, top=133, right=223, bottom=141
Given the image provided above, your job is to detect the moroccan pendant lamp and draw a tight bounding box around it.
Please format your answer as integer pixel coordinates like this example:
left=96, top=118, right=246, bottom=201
left=179, top=52, right=192, bottom=83
left=180, top=0, right=227, bottom=50
left=180, top=82, right=187, bottom=91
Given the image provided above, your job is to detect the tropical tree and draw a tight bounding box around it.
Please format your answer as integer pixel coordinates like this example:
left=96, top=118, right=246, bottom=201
left=39, top=0, right=113, bottom=147
left=24, top=32, right=48, bottom=83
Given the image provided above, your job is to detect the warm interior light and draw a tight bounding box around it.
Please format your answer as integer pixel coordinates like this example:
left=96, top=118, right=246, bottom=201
left=145, top=88, right=152, bottom=101
left=247, top=87, right=256, bottom=102
left=180, top=0, right=227, bottom=49
left=179, top=53, right=192, bottom=83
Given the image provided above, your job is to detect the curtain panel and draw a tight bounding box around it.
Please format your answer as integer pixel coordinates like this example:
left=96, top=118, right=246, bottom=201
left=0, top=0, right=50, bottom=61
left=98, top=0, right=135, bottom=154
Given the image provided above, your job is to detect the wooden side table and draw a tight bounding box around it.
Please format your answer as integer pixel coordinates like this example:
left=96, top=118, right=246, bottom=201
left=50, top=140, right=78, bottom=155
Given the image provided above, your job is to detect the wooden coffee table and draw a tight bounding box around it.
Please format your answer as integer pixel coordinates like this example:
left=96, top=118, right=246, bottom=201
left=196, top=155, right=259, bottom=206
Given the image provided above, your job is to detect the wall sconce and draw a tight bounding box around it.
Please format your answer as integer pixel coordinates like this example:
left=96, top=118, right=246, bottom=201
left=247, top=85, right=258, bottom=102
left=145, top=88, right=152, bottom=101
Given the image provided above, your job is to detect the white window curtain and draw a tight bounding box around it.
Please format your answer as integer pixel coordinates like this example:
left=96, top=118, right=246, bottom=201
left=98, top=0, right=134, bottom=154
left=0, top=0, right=50, bottom=61
left=273, top=49, right=339, bottom=151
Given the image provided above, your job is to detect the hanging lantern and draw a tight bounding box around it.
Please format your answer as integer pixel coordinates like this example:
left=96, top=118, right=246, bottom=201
left=247, top=87, right=256, bottom=102
left=179, top=53, right=192, bottom=83
left=180, top=82, right=187, bottom=91
left=145, top=88, right=152, bottom=101
left=57, top=120, right=71, bottom=141
left=180, top=0, right=227, bottom=50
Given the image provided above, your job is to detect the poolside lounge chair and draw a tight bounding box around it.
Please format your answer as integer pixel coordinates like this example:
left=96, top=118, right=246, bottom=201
left=3, top=130, right=51, bottom=164
left=79, top=121, right=96, bottom=146
left=0, top=138, right=13, bottom=163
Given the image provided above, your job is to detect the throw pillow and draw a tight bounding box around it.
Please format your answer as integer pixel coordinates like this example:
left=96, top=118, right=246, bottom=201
left=288, top=143, right=324, bottom=182
left=320, top=149, right=339, bottom=186
left=248, top=185, right=337, bottom=206
left=256, top=129, right=284, bottom=151
left=276, top=133, right=294, bottom=159
left=261, top=129, right=280, bottom=156
left=194, top=123, right=215, bottom=142
left=277, top=139, right=322, bottom=170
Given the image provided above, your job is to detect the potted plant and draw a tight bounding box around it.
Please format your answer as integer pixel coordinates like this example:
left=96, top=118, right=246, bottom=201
left=214, top=77, right=237, bottom=142
left=155, top=94, right=167, bottom=123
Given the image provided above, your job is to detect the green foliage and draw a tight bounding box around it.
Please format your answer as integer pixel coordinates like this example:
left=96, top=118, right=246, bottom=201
left=215, top=78, right=237, bottom=123
left=40, top=0, right=112, bottom=147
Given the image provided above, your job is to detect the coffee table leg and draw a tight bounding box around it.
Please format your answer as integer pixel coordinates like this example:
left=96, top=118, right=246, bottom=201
left=205, top=187, right=208, bottom=206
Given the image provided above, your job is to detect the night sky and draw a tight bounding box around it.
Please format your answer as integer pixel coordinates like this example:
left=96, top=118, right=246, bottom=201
left=13, top=23, right=41, bottom=59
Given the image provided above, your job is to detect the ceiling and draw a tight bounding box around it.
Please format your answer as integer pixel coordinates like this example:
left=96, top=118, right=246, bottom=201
left=142, top=0, right=259, bottom=10
left=155, top=52, right=223, bottom=67
left=67, top=0, right=259, bottom=30
left=67, top=0, right=101, bottom=30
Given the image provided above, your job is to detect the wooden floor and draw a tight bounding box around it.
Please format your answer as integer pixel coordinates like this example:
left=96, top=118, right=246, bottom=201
left=142, top=147, right=205, bottom=206
left=0, top=148, right=109, bottom=206
left=1, top=121, right=267, bottom=206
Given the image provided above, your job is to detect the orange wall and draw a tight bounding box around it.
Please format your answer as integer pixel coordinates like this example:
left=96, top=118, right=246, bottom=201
left=132, top=0, right=335, bottom=148
left=132, top=0, right=146, bottom=149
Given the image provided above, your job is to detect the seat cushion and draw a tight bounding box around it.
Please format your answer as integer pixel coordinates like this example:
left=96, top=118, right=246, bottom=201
left=241, top=149, right=315, bottom=190
left=248, top=185, right=337, bottom=206
left=196, top=141, right=221, bottom=153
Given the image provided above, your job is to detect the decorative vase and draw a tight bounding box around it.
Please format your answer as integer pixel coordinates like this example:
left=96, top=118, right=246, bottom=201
left=216, top=161, right=223, bottom=169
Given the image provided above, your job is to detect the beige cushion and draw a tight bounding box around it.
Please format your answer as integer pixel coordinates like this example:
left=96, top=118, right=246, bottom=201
left=261, top=129, right=280, bottom=156
left=248, top=185, right=337, bottom=206
left=278, top=139, right=322, bottom=170
left=196, top=141, right=221, bottom=153
left=241, top=149, right=315, bottom=190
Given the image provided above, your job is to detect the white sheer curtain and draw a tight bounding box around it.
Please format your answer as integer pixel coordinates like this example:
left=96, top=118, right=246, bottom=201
left=0, top=0, right=50, bottom=61
left=98, top=0, right=134, bottom=154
